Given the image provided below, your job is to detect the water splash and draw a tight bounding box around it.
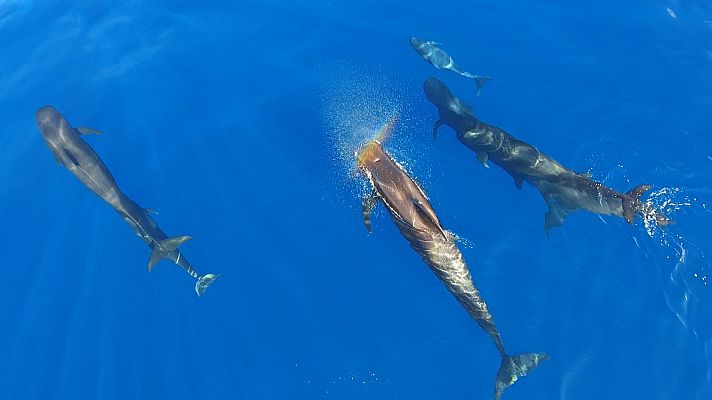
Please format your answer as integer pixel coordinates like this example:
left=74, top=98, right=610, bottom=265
left=320, top=369, right=395, bottom=396
left=575, top=143, right=711, bottom=346
left=321, top=67, right=399, bottom=193
left=449, top=230, right=475, bottom=249
left=630, top=185, right=712, bottom=346
left=320, top=66, right=431, bottom=203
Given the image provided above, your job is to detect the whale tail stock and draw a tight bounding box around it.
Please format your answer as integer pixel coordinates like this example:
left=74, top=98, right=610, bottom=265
left=494, top=352, right=549, bottom=400
left=458, top=71, right=491, bottom=96
left=146, top=236, right=220, bottom=297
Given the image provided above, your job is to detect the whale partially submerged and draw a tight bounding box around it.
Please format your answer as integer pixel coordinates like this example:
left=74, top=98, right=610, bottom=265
left=422, top=77, right=672, bottom=233
left=36, top=105, right=218, bottom=296
left=356, top=115, right=548, bottom=399
left=410, top=37, right=491, bottom=96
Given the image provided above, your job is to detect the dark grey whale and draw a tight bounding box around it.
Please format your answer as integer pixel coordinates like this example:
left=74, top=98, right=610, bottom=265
left=356, top=115, right=547, bottom=399
left=36, top=105, right=218, bottom=296
left=423, top=77, right=672, bottom=233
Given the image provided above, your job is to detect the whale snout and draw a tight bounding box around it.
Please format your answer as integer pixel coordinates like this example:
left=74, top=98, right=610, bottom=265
left=409, top=37, right=423, bottom=48
left=35, top=105, right=60, bottom=127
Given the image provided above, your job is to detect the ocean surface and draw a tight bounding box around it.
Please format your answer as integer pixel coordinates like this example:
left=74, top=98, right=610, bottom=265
left=1, top=1, right=711, bottom=399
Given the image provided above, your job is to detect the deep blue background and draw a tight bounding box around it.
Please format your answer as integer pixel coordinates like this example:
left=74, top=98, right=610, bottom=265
left=1, top=1, right=711, bottom=399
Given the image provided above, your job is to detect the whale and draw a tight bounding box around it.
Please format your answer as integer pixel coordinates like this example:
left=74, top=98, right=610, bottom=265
left=36, top=105, right=218, bottom=296
left=356, top=115, right=548, bottom=399
left=422, top=77, right=672, bottom=233
left=409, top=37, right=491, bottom=95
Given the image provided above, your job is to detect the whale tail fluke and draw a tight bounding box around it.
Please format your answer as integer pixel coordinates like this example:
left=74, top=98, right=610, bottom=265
left=621, top=184, right=673, bottom=226
left=148, top=235, right=192, bottom=271
left=494, top=352, right=549, bottom=400
left=474, top=75, right=492, bottom=96
left=195, top=273, right=220, bottom=297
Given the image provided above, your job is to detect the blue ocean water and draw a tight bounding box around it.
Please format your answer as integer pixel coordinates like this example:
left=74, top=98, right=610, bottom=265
left=1, top=0, right=711, bottom=399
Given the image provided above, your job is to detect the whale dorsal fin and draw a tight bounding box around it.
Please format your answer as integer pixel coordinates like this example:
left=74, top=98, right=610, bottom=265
left=412, top=199, right=447, bottom=240
left=148, top=236, right=192, bottom=271
left=76, top=126, right=103, bottom=135
left=361, top=192, right=379, bottom=233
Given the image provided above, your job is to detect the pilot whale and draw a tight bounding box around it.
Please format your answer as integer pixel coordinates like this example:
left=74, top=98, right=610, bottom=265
left=410, top=37, right=491, bottom=96
left=422, top=77, right=672, bottom=233
left=356, top=115, right=548, bottom=399
left=36, top=105, right=218, bottom=296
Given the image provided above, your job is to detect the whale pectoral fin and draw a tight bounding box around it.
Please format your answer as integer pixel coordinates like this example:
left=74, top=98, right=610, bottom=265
left=76, top=126, right=103, bottom=135
left=508, top=172, right=524, bottom=189
left=148, top=245, right=163, bottom=272
left=412, top=199, right=447, bottom=240
left=476, top=152, right=490, bottom=168
left=432, top=119, right=444, bottom=139
left=544, top=202, right=568, bottom=235
left=514, top=176, right=523, bottom=189
left=161, top=235, right=192, bottom=250
left=362, top=192, right=379, bottom=233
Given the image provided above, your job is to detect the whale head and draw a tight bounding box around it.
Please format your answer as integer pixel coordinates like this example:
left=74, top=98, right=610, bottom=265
left=35, top=105, right=65, bottom=141
left=423, top=77, right=452, bottom=104
left=424, top=77, right=475, bottom=120
left=409, top=37, right=425, bottom=50
left=356, top=140, right=381, bottom=170
left=355, top=113, right=398, bottom=173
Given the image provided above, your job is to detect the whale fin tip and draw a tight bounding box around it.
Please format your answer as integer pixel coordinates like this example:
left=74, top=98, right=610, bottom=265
left=474, top=76, right=492, bottom=96
left=148, top=235, right=192, bottom=271
left=76, top=126, right=103, bottom=135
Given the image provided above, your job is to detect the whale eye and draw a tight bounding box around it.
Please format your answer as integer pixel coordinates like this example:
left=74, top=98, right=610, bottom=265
left=374, top=158, right=381, bottom=163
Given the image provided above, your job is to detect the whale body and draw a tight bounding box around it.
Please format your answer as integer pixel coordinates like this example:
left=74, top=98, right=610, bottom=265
left=36, top=105, right=218, bottom=296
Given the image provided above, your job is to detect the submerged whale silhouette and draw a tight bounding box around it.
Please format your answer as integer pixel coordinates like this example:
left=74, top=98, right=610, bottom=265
left=356, top=115, right=548, bottom=399
left=410, top=37, right=491, bottom=96
left=422, top=77, right=672, bottom=233
left=36, top=105, right=218, bottom=296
